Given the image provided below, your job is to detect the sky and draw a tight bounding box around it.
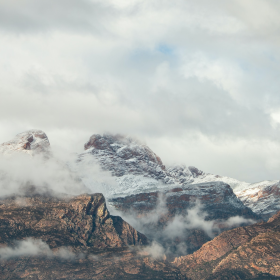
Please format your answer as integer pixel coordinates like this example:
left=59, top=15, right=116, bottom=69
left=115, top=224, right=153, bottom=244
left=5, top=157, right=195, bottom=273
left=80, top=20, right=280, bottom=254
left=1, top=0, right=280, bottom=182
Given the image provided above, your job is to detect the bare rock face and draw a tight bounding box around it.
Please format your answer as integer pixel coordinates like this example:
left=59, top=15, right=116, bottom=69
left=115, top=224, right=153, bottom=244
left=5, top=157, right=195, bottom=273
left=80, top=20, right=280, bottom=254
left=0, top=130, right=50, bottom=156
left=0, top=193, right=147, bottom=249
left=173, top=209, right=280, bottom=279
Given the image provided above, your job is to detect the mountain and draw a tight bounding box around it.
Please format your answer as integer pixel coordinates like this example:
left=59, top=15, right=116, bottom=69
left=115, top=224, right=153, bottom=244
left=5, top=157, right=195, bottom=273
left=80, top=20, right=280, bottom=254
left=0, top=193, right=187, bottom=279
left=173, top=210, right=280, bottom=279
left=0, top=130, right=89, bottom=197
left=0, top=193, right=147, bottom=248
left=1, top=130, right=280, bottom=279
left=188, top=174, right=280, bottom=221
left=77, top=133, right=280, bottom=221
left=0, top=130, right=50, bottom=156
left=76, top=133, right=261, bottom=255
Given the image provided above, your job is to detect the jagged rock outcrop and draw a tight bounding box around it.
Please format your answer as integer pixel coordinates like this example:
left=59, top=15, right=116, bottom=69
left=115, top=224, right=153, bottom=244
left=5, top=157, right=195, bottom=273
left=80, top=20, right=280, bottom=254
left=173, top=209, right=280, bottom=279
left=0, top=193, right=147, bottom=249
left=0, top=130, right=50, bottom=156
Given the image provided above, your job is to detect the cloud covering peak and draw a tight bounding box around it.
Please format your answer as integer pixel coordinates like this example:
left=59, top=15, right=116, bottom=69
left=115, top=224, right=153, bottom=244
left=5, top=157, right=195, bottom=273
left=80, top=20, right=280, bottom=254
left=1, top=0, right=280, bottom=182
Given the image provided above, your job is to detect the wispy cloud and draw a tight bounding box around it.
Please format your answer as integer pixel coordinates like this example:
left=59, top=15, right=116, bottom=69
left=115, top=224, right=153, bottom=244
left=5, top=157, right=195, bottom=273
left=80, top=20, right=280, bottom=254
left=110, top=197, right=255, bottom=256
left=0, top=238, right=82, bottom=260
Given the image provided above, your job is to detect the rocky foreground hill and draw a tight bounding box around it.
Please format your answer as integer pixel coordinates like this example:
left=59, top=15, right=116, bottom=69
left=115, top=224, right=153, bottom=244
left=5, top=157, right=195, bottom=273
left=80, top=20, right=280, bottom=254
left=0, top=193, right=187, bottom=279
left=1, top=193, right=280, bottom=279
left=173, top=209, right=280, bottom=279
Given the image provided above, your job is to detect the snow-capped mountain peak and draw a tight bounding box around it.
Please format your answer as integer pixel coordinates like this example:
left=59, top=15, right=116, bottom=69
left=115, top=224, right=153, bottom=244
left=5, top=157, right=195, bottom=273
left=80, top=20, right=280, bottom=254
left=0, top=130, right=50, bottom=156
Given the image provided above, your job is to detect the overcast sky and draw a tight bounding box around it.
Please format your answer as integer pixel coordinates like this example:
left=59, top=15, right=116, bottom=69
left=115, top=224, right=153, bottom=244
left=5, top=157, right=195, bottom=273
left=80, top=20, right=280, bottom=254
left=1, top=0, right=280, bottom=182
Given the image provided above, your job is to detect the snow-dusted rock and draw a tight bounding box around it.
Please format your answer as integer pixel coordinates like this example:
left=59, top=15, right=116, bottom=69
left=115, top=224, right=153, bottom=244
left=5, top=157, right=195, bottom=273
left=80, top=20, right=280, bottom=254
left=188, top=173, right=280, bottom=220
left=78, top=134, right=207, bottom=197
left=0, top=130, right=50, bottom=156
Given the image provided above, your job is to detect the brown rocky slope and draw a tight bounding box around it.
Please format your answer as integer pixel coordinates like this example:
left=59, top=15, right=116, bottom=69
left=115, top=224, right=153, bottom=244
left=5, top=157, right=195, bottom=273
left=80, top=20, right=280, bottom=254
left=173, top=210, right=280, bottom=279
left=0, top=193, right=188, bottom=279
left=0, top=193, right=147, bottom=249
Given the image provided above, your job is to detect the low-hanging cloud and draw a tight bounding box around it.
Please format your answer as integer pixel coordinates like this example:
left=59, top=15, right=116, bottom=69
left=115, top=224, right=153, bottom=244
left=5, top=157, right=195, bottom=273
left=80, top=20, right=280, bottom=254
left=0, top=152, right=89, bottom=198
left=0, top=145, right=122, bottom=199
left=0, top=238, right=81, bottom=260
left=139, top=241, right=166, bottom=260
left=109, top=196, right=256, bottom=257
left=72, top=153, right=119, bottom=197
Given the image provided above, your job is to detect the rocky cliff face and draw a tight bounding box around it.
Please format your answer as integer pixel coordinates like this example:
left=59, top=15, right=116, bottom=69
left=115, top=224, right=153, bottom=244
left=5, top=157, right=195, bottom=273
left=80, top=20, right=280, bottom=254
left=173, top=209, right=280, bottom=279
left=0, top=193, right=147, bottom=249
left=0, top=130, right=50, bottom=156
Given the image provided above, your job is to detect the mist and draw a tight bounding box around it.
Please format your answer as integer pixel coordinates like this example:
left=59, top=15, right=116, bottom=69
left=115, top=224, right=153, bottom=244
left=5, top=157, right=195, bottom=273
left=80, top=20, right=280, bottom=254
left=109, top=196, right=256, bottom=257
left=0, top=238, right=81, bottom=260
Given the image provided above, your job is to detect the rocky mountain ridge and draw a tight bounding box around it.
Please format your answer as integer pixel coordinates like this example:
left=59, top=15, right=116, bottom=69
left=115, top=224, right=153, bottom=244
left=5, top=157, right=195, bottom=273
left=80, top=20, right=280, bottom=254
left=173, top=209, right=280, bottom=279
left=1, top=130, right=280, bottom=279
left=0, top=193, right=188, bottom=279
left=78, top=133, right=280, bottom=221
left=77, top=133, right=261, bottom=255
left=0, top=193, right=147, bottom=249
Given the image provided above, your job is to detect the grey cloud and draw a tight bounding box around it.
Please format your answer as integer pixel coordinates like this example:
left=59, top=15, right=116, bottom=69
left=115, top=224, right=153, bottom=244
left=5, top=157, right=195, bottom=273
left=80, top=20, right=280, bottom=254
left=1, top=0, right=280, bottom=182
left=0, top=152, right=89, bottom=197
left=0, top=238, right=80, bottom=260
left=139, top=241, right=166, bottom=260
left=0, top=0, right=116, bottom=34
left=110, top=198, right=255, bottom=257
left=0, top=238, right=52, bottom=259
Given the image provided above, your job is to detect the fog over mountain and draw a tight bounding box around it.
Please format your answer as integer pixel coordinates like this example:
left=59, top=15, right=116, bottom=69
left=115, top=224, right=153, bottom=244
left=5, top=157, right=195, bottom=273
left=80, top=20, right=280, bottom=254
left=1, top=0, right=280, bottom=182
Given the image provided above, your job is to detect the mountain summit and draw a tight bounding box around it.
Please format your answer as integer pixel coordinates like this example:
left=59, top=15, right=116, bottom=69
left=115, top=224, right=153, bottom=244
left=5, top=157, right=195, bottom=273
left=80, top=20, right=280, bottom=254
left=0, top=130, right=50, bottom=156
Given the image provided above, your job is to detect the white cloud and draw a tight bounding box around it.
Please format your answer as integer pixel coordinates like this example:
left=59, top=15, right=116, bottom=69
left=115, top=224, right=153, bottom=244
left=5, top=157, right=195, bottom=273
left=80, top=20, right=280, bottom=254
left=139, top=241, right=165, bottom=260
left=109, top=198, right=255, bottom=256
left=0, top=238, right=80, bottom=260
left=0, top=152, right=89, bottom=197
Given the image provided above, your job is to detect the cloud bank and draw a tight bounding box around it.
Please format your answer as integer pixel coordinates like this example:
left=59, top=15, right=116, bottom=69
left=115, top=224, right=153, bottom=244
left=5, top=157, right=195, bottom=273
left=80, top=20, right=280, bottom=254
left=1, top=0, right=280, bottom=182
left=0, top=152, right=90, bottom=197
